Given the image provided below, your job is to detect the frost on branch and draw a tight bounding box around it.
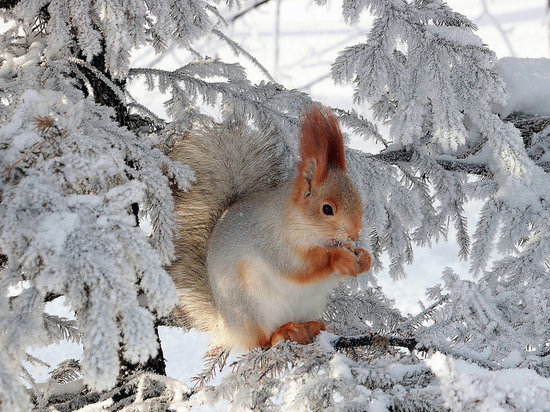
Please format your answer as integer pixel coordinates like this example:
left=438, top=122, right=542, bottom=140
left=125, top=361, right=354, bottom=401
left=7, top=0, right=216, bottom=78
left=2, top=0, right=550, bottom=410
left=332, top=0, right=549, bottom=266
left=129, top=62, right=313, bottom=155
left=328, top=0, right=550, bottom=370
left=428, top=352, right=550, bottom=410
left=0, top=88, right=184, bottom=406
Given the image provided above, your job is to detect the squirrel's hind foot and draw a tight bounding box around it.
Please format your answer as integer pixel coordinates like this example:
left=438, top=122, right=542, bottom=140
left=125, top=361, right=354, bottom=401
left=269, top=321, right=326, bottom=347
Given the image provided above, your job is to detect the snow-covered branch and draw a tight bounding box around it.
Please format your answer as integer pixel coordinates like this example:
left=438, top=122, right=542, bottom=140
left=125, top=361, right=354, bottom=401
left=2, top=0, right=550, bottom=410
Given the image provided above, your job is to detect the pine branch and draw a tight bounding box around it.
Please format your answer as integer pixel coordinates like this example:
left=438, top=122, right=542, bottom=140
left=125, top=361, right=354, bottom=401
left=393, top=296, right=450, bottom=334
left=68, top=57, right=127, bottom=104
left=26, top=353, right=51, bottom=370
left=71, top=49, right=129, bottom=126
left=365, top=148, right=492, bottom=176
left=191, top=346, right=230, bottom=388
left=118, top=324, right=167, bottom=380
left=1, top=140, right=47, bottom=176
left=334, top=334, right=418, bottom=352
left=332, top=332, right=501, bottom=370
left=332, top=107, right=387, bottom=148
left=1, top=116, right=65, bottom=176
left=211, top=29, right=275, bottom=82
left=50, top=359, right=81, bottom=384
left=45, top=372, right=192, bottom=411
left=43, top=314, right=82, bottom=344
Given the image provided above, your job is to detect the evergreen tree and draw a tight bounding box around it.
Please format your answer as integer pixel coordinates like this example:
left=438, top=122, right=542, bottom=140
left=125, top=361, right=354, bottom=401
left=1, top=0, right=549, bottom=410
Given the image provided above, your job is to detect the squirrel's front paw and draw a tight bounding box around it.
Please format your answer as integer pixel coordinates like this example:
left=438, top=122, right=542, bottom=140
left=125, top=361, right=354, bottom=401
left=330, top=248, right=361, bottom=276
left=354, top=248, right=372, bottom=273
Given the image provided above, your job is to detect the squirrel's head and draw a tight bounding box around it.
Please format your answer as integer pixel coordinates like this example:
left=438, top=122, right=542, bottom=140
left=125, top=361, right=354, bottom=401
left=290, top=105, right=363, bottom=248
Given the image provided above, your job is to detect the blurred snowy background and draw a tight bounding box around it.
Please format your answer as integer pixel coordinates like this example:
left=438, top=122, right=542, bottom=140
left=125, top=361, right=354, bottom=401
left=31, top=0, right=550, bottom=388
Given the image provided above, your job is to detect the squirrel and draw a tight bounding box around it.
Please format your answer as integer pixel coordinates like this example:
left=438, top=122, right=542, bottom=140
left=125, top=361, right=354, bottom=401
left=168, top=105, right=372, bottom=350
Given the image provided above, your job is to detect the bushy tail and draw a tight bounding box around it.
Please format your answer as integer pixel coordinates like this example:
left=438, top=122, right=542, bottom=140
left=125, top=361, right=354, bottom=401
left=168, top=119, right=284, bottom=332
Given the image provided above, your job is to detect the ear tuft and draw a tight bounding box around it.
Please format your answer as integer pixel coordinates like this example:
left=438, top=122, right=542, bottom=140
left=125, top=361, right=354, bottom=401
left=296, top=104, right=346, bottom=186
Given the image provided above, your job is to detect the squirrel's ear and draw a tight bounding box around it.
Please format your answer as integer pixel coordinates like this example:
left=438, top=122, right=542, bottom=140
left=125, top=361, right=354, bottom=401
left=296, top=105, right=346, bottom=190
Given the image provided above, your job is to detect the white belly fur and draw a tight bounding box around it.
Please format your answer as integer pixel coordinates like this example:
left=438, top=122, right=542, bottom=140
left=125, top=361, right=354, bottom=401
left=245, top=257, right=341, bottom=333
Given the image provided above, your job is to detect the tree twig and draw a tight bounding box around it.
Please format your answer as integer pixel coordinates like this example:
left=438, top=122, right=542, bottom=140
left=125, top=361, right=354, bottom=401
left=333, top=333, right=501, bottom=370
left=393, top=296, right=450, bottom=335
left=334, top=334, right=417, bottom=352
left=211, top=29, right=275, bottom=82
left=1, top=139, right=49, bottom=176
left=361, top=148, right=494, bottom=176
left=231, top=0, right=272, bottom=22
left=478, top=0, right=515, bottom=56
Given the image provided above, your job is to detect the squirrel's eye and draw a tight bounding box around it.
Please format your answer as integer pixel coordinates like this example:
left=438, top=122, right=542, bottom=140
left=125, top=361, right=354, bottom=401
left=322, top=204, right=334, bottom=216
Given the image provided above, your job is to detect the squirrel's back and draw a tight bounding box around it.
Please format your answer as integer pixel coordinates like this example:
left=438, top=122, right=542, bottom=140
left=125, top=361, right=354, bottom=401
left=168, top=120, right=284, bottom=331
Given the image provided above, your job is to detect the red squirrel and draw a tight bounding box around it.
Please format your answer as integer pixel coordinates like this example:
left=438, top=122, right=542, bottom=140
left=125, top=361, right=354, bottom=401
left=169, top=105, right=371, bottom=349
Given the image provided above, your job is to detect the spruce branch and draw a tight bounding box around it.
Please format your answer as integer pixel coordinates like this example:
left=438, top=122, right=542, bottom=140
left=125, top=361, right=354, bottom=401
left=1, top=116, right=65, bottom=176
left=44, top=372, right=192, bottom=411
left=334, top=334, right=418, bottom=352
left=393, top=296, right=450, bottom=334
left=365, top=147, right=493, bottom=176
left=211, top=29, right=275, bottom=82
left=68, top=57, right=127, bottom=104
left=191, top=346, right=230, bottom=388
left=332, top=107, right=387, bottom=148
left=332, top=332, right=501, bottom=370
left=205, top=4, right=229, bottom=27
left=26, top=353, right=51, bottom=370
left=32, top=115, right=56, bottom=135
left=1, top=139, right=49, bottom=176
left=50, top=359, right=81, bottom=384
left=43, top=314, right=82, bottom=344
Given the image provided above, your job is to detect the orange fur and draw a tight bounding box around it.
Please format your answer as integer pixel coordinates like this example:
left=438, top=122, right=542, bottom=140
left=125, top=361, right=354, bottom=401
left=270, top=321, right=327, bottom=346
left=301, top=321, right=327, bottom=338
left=295, top=106, right=347, bottom=196
left=236, top=261, right=252, bottom=291
left=342, top=244, right=372, bottom=272
left=287, top=246, right=368, bottom=284
left=254, top=325, right=271, bottom=349
left=356, top=248, right=372, bottom=273
left=270, top=322, right=310, bottom=346
left=348, top=221, right=362, bottom=241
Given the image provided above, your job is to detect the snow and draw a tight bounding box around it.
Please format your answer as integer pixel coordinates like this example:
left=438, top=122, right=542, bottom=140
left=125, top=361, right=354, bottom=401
left=159, top=327, right=210, bottom=384
left=36, top=212, right=79, bottom=256
left=387, top=363, right=425, bottom=381
left=494, top=57, right=550, bottom=117
left=427, top=25, right=484, bottom=47
left=427, top=352, right=550, bottom=410
left=13, top=0, right=550, bottom=407
left=146, top=1, right=550, bottom=403
left=329, top=353, right=353, bottom=379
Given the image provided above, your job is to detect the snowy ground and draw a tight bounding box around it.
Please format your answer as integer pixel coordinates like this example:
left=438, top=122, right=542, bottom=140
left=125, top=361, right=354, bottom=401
left=34, top=0, right=550, bottom=390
